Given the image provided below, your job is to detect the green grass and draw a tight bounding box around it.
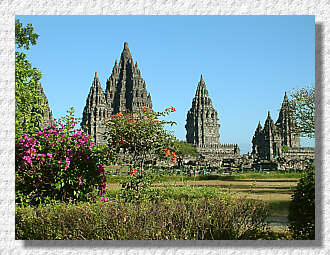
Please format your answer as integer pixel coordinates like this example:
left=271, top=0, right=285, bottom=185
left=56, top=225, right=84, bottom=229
left=106, top=171, right=303, bottom=183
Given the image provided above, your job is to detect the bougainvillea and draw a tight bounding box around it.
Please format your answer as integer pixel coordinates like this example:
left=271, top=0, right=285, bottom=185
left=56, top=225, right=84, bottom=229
left=15, top=108, right=112, bottom=206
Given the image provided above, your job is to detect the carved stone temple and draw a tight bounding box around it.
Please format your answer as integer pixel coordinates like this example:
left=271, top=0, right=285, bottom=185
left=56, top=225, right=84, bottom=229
left=185, top=75, right=239, bottom=163
left=251, top=92, right=314, bottom=163
left=81, top=42, right=153, bottom=145
left=38, top=82, right=53, bottom=126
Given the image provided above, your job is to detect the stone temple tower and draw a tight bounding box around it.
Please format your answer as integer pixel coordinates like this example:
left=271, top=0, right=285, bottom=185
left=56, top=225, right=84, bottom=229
left=186, top=74, right=221, bottom=147
left=81, top=72, right=107, bottom=145
left=105, top=42, right=152, bottom=114
left=37, top=82, right=53, bottom=126
left=81, top=42, right=153, bottom=145
left=275, top=92, right=300, bottom=148
left=252, top=92, right=301, bottom=161
left=185, top=75, right=239, bottom=163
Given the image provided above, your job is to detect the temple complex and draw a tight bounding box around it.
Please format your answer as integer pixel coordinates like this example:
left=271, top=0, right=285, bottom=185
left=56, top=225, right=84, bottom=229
left=81, top=42, right=152, bottom=144
left=251, top=93, right=314, bottom=168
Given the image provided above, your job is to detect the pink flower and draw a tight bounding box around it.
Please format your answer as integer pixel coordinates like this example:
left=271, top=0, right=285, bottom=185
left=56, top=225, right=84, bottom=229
left=47, top=153, right=53, bottom=159
left=36, top=154, right=45, bottom=162
left=77, top=176, right=83, bottom=185
left=65, top=157, right=70, bottom=169
left=23, top=156, right=32, bottom=164
left=100, top=197, right=107, bottom=202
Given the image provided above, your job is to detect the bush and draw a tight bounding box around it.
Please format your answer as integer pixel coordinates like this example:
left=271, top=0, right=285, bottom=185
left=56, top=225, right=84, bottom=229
left=288, top=168, right=315, bottom=239
left=103, top=107, right=177, bottom=202
left=15, top=108, right=112, bottom=206
left=16, top=196, right=271, bottom=240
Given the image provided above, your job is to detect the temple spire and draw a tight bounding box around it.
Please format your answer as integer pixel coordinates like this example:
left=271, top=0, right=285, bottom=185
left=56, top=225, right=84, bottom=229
left=120, top=42, right=132, bottom=63
left=186, top=76, right=220, bottom=146
left=267, top=111, right=271, bottom=118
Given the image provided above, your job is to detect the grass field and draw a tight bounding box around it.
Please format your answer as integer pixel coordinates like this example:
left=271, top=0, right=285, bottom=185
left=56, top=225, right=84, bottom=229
left=106, top=172, right=301, bottom=217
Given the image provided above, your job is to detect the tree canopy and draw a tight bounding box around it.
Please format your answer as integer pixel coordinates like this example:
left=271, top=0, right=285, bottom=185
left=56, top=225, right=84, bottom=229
left=15, top=19, right=45, bottom=139
left=15, top=19, right=39, bottom=50
left=173, top=140, right=198, bottom=158
left=289, top=86, right=315, bottom=138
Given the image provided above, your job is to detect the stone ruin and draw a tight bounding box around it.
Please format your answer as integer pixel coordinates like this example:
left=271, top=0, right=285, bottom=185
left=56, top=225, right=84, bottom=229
left=81, top=42, right=153, bottom=145
left=38, top=82, right=53, bottom=126
left=185, top=75, right=240, bottom=167
left=37, top=42, right=314, bottom=171
left=251, top=92, right=314, bottom=170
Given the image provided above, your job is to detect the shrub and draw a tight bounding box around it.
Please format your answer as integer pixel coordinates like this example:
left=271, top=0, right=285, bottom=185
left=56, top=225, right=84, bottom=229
left=103, top=107, right=177, bottom=202
left=15, top=108, right=112, bottom=206
left=288, top=167, right=315, bottom=239
left=16, top=196, right=271, bottom=240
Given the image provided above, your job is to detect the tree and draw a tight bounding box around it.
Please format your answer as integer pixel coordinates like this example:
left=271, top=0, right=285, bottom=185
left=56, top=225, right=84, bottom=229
left=15, top=19, right=45, bottom=139
left=15, top=19, right=39, bottom=50
left=289, top=86, right=315, bottom=138
left=103, top=107, right=177, bottom=202
left=103, top=107, right=177, bottom=171
left=173, top=140, right=198, bottom=167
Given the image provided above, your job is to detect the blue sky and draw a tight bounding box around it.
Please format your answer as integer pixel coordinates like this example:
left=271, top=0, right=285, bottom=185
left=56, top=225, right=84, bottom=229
left=17, top=15, right=315, bottom=153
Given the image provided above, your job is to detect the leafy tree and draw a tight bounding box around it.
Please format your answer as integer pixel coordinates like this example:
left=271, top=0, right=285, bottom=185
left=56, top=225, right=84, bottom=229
left=173, top=140, right=198, bottom=166
left=103, top=107, right=177, bottom=202
left=15, top=19, right=39, bottom=50
left=103, top=107, right=177, bottom=171
left=289, top=86, right=315, bottom=138
left=15, top=19, right=45, bottom=139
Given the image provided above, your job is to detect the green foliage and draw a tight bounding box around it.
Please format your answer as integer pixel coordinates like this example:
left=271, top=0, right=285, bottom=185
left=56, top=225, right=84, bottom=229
left=16, top=196, right=271, bottom=240
left=119, top=170, right=159, bottom=202
left=15, top=19, right=45, bottom=139
left=282, top=145, right=289, bottom=152
left=173, top=140, right=198, bottom=162
left=288, top=168, right=315, bottom=239
left=289, top=86, right=315, bottom=138
left=103, top=107, right=176, bottom=169
left=15, top=108, right=110, bottom=206
left=103, top=107, right=177, bottom=202
left=106, top=171, right=304, bottom=184
left=15, top=19, right=39, bottom=50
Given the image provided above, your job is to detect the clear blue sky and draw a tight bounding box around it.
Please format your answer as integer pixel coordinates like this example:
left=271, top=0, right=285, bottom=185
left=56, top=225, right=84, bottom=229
left=17, top=15, right=315, bottom=153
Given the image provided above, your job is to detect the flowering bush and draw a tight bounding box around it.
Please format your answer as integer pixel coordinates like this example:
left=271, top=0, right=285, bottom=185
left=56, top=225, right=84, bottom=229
left=103, top=106, right=176, bottom=169
left=103, top=107, right=177, bottom=202
left=15, top=108, right=112, bottom=206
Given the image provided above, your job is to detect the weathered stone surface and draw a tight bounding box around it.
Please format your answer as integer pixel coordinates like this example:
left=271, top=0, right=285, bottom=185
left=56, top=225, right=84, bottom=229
left=81, top=42, right=152, bottom=145
left=185, top=75, right=239, bottom=163
left=38, top=82, right=53, bottom=126
left=252, top=93, right=314, bottom=162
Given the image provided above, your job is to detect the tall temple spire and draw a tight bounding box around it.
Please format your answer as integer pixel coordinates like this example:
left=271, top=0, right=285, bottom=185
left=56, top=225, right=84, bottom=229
left=275, top=92, right=300, bottom=148
left=105, top=42, right=152, bottom=115
left=120, top=42, right=132, bottom=64
left=257, top=121, right=262, bottom=131
left=81, top=72, right=107, bottom=144
left=82, top=43, right=153, bottom=145
left=186, top=75, right=220, bottom=146
left=38, top=82, right=53, bottom=126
